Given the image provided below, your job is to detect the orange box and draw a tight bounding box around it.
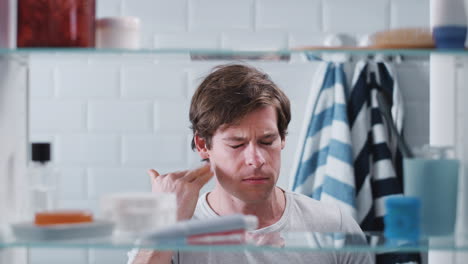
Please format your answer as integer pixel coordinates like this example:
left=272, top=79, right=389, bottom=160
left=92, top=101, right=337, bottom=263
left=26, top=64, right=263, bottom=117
left=35, top=210, right=93, bottom=226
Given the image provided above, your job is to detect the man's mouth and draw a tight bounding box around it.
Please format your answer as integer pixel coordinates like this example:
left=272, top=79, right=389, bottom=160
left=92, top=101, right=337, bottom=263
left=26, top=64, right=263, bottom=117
left=242, top=177, right=269, bottom=184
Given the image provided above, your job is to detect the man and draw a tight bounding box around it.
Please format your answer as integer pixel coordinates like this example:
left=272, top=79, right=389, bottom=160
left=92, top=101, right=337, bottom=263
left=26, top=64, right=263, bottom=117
left=129, top=64, right=374, bottom=264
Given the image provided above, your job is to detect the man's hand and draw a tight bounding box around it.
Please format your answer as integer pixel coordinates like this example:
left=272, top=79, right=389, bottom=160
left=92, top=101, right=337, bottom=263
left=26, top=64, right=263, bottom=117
left=132, top=165, right=212, bottom=264
left=148, top=164, right=213, bottom=221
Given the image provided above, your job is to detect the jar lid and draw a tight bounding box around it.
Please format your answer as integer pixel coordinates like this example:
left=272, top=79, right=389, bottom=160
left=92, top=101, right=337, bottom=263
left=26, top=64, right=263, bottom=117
left=96, top=17, right=141, bottom=30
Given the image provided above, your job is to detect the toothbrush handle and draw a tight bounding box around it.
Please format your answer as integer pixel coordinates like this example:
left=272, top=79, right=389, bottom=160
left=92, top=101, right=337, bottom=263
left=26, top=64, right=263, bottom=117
left=376, top=92, right=414, bottom=158
left=386, top=115, right=414, bottom=158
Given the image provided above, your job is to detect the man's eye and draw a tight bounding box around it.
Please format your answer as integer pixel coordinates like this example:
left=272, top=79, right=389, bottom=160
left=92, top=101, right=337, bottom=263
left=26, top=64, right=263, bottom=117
left=261, top=142, right=273, bottom=146
left=230, top=144, right=243, bottom=149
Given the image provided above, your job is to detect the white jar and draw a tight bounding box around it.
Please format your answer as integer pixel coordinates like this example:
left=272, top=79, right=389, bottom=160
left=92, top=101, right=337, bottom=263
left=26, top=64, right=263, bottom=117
left=100, top=192, right=177, bottom=237
left=96, top=17, right=140, bottom=49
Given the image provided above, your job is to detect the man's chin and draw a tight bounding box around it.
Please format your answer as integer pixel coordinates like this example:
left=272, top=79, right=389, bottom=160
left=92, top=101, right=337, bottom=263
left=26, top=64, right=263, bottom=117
left=234, top=186, right=276, bottom=203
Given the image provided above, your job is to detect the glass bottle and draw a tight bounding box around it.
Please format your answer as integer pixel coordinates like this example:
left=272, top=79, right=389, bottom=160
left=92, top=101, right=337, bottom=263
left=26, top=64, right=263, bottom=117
left=17, top=0, right=96, bottom=47
left=29, top=143, right=58, bottom=213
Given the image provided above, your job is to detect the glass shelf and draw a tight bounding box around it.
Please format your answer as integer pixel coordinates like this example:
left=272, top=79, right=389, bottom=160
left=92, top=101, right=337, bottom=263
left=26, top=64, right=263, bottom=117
left=0, top=47, right=467, bottom=57
left=1, top=232, right=468, bottom=253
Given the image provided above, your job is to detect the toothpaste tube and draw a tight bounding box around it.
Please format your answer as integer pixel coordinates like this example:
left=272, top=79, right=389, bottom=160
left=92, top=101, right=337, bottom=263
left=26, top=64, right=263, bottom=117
left=187, top=229, right=247, bottom=245
left=143, top=214, right=258, bottom=244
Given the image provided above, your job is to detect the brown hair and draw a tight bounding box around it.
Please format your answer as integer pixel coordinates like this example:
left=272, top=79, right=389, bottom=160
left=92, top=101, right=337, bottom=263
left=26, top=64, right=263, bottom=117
left=190, top=63, right=291, bottom=150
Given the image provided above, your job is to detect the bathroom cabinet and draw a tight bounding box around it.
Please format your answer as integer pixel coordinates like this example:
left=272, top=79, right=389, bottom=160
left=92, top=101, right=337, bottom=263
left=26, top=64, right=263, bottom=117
left=0, top=48, right=467, bottom=263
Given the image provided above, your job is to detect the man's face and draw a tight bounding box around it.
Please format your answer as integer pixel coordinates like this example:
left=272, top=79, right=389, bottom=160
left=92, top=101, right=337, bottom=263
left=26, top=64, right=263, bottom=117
left=202, top=106, right=285, bottom=203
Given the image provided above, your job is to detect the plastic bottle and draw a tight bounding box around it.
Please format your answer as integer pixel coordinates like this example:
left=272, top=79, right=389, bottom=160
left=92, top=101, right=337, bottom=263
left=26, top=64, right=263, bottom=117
left=431, top=0, right=467, bottom=49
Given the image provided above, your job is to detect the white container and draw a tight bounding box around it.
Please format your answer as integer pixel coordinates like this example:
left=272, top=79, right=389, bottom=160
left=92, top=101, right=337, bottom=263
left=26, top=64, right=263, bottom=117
left=431, top=0, right=467, bottom=48
left=95, top=17, right=140, bottom=49
left=0, top=0, right=17, bottom=48
left=431, top=0, right=467, bottom=27
left=100, top=192, right=176, bottom=237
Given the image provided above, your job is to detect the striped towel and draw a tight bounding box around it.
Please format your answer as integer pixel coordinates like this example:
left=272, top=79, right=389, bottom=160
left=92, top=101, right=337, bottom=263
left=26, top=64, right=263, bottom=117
left=349, top=60, right=421, bottom=264
left=291, top=59, right=419, bottom=263
left=291, top=61, right=356, bottom=220
left=348, top=60, right=405, bottom=231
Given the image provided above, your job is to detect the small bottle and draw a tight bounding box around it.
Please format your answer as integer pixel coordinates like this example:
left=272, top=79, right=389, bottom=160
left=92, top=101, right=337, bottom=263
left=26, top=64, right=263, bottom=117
left=29, top=143, right=58, bottom=214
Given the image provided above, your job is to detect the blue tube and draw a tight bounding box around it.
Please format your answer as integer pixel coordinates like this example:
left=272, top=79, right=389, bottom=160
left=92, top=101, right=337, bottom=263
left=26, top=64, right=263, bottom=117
left=384, top=196, right=421, bottom=243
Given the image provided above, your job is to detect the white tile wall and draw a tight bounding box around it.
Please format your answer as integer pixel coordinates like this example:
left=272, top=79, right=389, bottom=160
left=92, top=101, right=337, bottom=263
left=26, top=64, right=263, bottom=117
left=57, top=67, right=120, bottom=99
left=396, top=62, right=430, bottom=147
left=288, top=31, right=327, bottom=48
left=122, top=66, right=188, bottom=99
left=396, top=62, right=430, bottom=102
left=405, top=101, right=430, bottom=148
left=154, top=33, right=220, bottom=49
left=55, top=135, right=120, bottom=166
left=88, top=168, right=151, bottom=198
left=390, top=0, right=430, bottom=29
left=123, top=0, right=187, bottom=46
left=56, top=167, right=87, bottom=201
left=255, top=0, right=322, bottom=32
left=221, top=31, right=289, bottom=50
left=154, top=100, right=191, bottom=131
left=122, top=134, right=187, bottom=167
left=27, top=0, right=431, bottom=263
left=30, top=101, right=86, bottom=133
left=188, top=0, right=254, bottom=32
left=96, top=0, right=122, bottom=18
left=88, top=101, right=153, bottom=132
left=323, top=0, right=390, bottom=34
left=29, top=68, right=54, bottom=98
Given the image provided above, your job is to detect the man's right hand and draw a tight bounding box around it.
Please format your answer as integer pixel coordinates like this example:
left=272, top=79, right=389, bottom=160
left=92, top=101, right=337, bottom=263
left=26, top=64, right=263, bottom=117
left=148, top=163, right=214, bottom=221
left=132, top=165, right=213, bottom=264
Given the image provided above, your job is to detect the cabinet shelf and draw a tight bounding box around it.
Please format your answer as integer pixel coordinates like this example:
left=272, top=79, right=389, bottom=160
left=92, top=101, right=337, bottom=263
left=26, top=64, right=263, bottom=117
left=0, top=47, right=467, bottom=57
left=1, top=232, right=468, bottom=253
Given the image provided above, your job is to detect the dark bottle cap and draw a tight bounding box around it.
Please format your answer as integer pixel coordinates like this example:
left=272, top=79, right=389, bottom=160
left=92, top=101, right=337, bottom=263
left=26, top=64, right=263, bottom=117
left=31, top=143, right=51, bottom=163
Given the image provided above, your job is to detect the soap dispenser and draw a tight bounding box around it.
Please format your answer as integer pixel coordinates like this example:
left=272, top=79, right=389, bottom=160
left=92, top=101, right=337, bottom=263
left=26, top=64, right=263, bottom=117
left=29, top=143, right=58, bottom=214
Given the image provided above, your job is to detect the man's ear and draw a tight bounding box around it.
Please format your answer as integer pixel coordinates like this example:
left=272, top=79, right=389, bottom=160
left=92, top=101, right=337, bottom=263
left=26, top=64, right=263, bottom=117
left=194, top=134, right=210, bottom=160
left=281, top=138, right=286, bottom=150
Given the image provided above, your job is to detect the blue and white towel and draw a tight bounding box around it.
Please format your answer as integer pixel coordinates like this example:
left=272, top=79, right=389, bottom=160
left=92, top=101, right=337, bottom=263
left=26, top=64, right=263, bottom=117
left=348, top=60, right=404, bottom=231
left=290, top=62, right=356, bottom=220
left=291, top=59, right=418, bottom=263
left=349, top=59, right=419, bottom=264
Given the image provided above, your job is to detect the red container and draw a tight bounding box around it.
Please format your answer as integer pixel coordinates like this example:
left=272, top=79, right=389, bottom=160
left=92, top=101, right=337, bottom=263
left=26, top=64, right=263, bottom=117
left=17, top=0, right=95, bottom=47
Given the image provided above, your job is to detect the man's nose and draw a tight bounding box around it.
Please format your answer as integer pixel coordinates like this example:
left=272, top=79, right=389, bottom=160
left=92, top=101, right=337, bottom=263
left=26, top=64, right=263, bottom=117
left=245, top=144, right=265, bottom=168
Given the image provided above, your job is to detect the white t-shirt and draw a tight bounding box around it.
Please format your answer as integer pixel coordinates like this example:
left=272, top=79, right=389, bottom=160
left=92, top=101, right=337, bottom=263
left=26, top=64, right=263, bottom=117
left=128, top=191, right=374, bottom=264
